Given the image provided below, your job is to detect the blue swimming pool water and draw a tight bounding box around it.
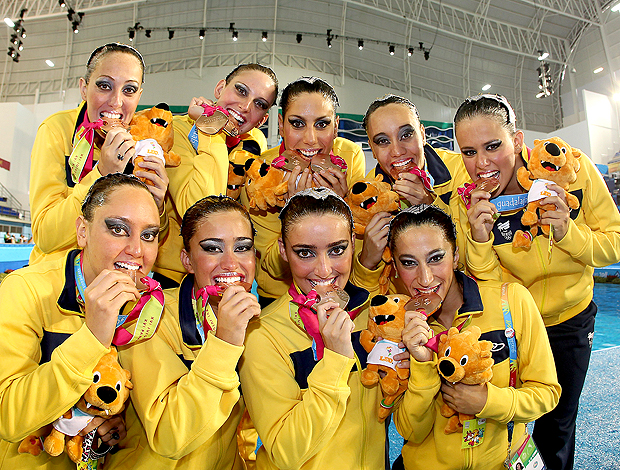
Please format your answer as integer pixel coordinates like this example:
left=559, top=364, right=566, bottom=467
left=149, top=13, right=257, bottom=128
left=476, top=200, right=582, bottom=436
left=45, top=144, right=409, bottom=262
left=591, top=283, right=620, bottom=351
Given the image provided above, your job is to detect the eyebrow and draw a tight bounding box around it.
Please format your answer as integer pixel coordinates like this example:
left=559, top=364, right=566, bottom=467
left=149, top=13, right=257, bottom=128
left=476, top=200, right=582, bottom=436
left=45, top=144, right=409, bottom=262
left=288, top=114, right=332, bottom=121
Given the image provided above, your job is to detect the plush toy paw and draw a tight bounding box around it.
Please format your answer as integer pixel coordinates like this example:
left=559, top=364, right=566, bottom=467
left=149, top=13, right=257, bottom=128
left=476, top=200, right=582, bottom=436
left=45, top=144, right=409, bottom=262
left=444, top=415, right=462, bottom=434
left=43, top=428, right=65, bottom=457
left=361, top=368, right=380, bottom=387
left=379, top=373, right=400, bottom=396
left=521, top=207, right=539, bottom=226
left=18, top=435, right=44, bottom=456
left=440, top=403, right=456, bottom=418
left=66, top=435, right=84, bottom=463
left=513, top=230, right=532, bottom=248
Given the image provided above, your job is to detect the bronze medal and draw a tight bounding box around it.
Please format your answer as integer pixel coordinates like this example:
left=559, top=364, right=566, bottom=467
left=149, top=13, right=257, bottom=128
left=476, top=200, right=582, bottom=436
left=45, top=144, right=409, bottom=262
left=195, top=110, right=230, bottom=135
left=310, top=153, right=342, bottom=173
left=404, top=292, right=442, bottom=317
left=281, top=150, right=310, bottom=172
left=474, top=176, right=500, bottom=193
left=315, top=285, right=350, bottom=311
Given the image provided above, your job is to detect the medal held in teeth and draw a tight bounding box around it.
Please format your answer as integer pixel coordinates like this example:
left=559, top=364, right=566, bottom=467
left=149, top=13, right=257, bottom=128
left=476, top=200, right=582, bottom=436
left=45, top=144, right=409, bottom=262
left=195, top=109, right=240, bottom=137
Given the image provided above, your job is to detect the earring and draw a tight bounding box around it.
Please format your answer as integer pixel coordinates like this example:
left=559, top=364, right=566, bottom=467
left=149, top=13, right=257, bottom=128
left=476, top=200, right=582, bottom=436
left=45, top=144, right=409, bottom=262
left=394, top=270, right=398, bottom=279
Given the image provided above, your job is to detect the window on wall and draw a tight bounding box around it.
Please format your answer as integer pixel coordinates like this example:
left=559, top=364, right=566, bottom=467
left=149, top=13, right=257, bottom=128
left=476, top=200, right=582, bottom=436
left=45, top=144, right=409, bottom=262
left=0, top=225, right=22, bottom=235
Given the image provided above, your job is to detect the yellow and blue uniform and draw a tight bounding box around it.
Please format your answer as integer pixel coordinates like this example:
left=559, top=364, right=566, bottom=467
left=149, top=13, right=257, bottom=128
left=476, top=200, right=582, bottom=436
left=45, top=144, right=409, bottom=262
left=392, top=273, right=560, bottom=470
left=114, top=275, right=246, bottom=469
left=153, top=119, right=267, bottom=286
left=451, top=144, right=620, bottom=469
left=238, top=283, right=386, bottom=470
left=0, top=250, right=119, bottom=469
left=241, top=137, right=366, bottom=301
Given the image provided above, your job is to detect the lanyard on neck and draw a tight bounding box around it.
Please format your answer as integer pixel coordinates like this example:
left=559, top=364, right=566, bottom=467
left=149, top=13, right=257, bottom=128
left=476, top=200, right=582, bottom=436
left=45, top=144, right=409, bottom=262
left=74, top=252, right=164, bottom=345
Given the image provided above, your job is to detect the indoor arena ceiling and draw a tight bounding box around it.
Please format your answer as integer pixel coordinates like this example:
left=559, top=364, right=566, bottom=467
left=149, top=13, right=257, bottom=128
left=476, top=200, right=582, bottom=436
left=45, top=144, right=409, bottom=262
left=1, top=0, right=618, bottom=133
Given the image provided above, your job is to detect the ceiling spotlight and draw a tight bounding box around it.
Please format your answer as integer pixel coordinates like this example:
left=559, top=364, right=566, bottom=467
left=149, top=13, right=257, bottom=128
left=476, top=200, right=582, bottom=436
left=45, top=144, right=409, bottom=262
left=7, top=47, right=19, bottom=62
left=358, top=39, right=364, bottom=50
left=145, top=29, right=151, bottom=38
left=46, top=59, right=55, bottom=67
left=17, top=42, right=23, bottom=51
left=72, top=21, right=79, bottom=33
left=10, top=34, right=19, bottom=45
left=232, top=30, right=238, bottom=41
left=419, top=42, right=424, bottom=50
left=58, top=0, right=66, bottom=7
left=536, top=91, right=546, bottom=99
left=482, top=84, right=492, bottom=91
left=424, top=50, right=430, bottom=60
left=4, top=18, right=15, bottom=28
left=296, top=33, right=302, bottom=43
left=593, top=67, right=604, bottom=74
left=389, top=44, right=395, bottom=55
left=408, top=47, right=414, bottom=56
left=537, top=50, right=549, bottom=61
left=129, top=29, right=135, bottom=41
left=262, top=31, right=268, bottom=42
left=168, top=29, right=174, bottom=40
left=199, top=28, right=205, bottom=39
left=66, top=8, right=74, bottom=20
left=326, top=29, right=334, bottom=48
left=14, top=24, right=26, bottom=39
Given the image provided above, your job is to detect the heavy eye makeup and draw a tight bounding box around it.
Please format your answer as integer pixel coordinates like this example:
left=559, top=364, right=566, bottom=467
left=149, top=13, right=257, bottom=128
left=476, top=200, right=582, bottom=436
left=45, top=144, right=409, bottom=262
left=105, top=218, right=129, bottom=236
left=428, top=249, right=446, bottom=263
left=234, top=238, right=254, bottom=252
left=328, top=240, right=349, bottom=256
left=287, top=117, right=306, bottom=129
left=398, top=124, right=415, bottom=141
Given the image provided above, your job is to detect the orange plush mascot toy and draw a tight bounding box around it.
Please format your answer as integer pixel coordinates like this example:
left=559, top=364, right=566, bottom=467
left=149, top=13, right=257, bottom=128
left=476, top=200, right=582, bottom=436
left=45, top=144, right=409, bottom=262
left=345, top=175, right=399, bottom=236
left=436, top=326, right=493, bottom=434
left=130, top=103, right=181, bottom=185
left=360, top=294, right=411, bottom=422
left=513, top=137, right=581, bottom=248
left=19, top=348, right=133, bottom=463
left=244, top=158, right=288, bottom=211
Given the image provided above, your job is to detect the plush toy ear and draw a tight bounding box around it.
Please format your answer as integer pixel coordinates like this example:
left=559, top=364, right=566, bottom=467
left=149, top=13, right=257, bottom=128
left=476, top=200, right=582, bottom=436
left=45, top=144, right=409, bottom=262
left=245, top=158, right=255, bottom=171
left=534, top=139, right=541, bottom=146
left=374, top=174, right=384, bottom=183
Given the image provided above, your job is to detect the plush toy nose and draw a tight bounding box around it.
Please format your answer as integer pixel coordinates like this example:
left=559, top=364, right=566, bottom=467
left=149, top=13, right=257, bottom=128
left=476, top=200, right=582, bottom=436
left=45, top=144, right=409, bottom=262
left=351, top=182, right=368, bottom=195
left=438, top=358, right=456, bottom=378
left=371, top=295, right=388, bottom=307
left=544, top=142, right=561, bottom=157
left=97, top=386, right=119, bottom=405
left=233, top=165, right=245, bottom=177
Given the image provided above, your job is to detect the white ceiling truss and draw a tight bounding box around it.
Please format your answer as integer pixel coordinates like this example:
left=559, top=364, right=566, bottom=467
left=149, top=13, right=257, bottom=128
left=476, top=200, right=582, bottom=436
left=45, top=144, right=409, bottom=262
left=0, top=0, right=617, bottom=133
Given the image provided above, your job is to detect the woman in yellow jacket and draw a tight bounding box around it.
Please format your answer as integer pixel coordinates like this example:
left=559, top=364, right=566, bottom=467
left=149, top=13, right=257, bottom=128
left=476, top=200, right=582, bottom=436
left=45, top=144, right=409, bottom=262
left=155, top=64, right=279, bottom=287
left=381, top=205, right=560, bottom=470
left=239, top=188, right=385, bottom=470
left=351, top=94, right=468, bottom=294
left=29, top=43, right=168, bottom=265
left=0, top=173, right=162, bottom=470
left=242, top=77, right=366, bottom=305
left=116, top=196, right=260, bottom=469
left=453, top=94, right=620, bottom=470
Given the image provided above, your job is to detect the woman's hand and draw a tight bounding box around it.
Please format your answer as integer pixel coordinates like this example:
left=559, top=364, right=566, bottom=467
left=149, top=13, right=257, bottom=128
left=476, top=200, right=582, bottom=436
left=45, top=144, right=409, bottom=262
left=317, top=301, right=355, bottom=358
left=440, top=382, right=488, bottom=415
left=359, top=212, right=392, bottom=270
left=98, top=127, right=136, bottom=176
left=134, top=155, right=169, bottom=213
left=284, top=166, right=314, bottom=198
left=401, top=310, right=434, bottom=362
left=539, top=183, right=571, bottom=241
left=313, top=168, right=348, bottom=197
left=215, top=286, right=261, bottom=346
left=394, top=347, right=410, bottom=370
left=188, top=96, right=214, bottom=121
left=84, top=270, right=140, bottom=348
left=393, top=172, right=434, bottom=205
left=467, top=190, right=498, bottom=243
left=79, top=415, right=126, bottom=447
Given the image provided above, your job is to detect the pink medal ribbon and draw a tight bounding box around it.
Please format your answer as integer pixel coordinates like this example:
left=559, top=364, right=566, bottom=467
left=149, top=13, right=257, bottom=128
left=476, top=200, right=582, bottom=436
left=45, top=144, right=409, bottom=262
left=288, top=283, right=359, bottom=361
left=192, top=285, right=224, bottom=333
left=407, top=166, right=433, bottom=192
left=424, top=315, right=472, bottom=353
left=198, top=104, right=242, bottom=147
left=69, top=114, right=104, bottom=183
left=112, top=276, right=165, bottom=346
left=457, top=182, right=477, bottom=209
